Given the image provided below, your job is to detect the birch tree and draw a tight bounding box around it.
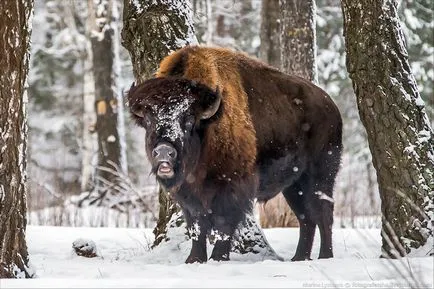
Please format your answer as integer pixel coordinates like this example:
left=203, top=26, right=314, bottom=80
left=341, top=0, right=434, bottom=257
left=0, top=0, right=34, bottom=278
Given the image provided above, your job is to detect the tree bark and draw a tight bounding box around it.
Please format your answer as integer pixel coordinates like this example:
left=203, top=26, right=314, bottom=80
left=280, top=0, right=317, bottom=82
left=0, top=0, right=34, bottom=278
left=121, top=0, right=197, bottom=84
left=341, top=0, right=434, bottom=257
left=259, top=0, right=281, bottom=68
left=122, top=0, right=280, bottom=259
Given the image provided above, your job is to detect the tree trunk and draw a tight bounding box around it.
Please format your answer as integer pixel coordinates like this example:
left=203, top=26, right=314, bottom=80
left=0, top=0, right=34, bottom=278
left=121, top=0, right=280, bottom=259
left=82, top=3, right=97, bottom=192
left=121, top=0, right=197, bottom=84
left=82, top=0, right=126, bottom=204
left=341, top=0, right=434, bottom=257
left=259, top=0, right=280, bottom=68
left=280, top=0, right=317, bottom=82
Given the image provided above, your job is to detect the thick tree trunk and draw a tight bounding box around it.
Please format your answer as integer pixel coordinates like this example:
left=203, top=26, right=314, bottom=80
left=122, top=0, right=280, bottom=259
left=121, top=0, right=197, bottom=84
left=280, top=0, right=317, bottom=82
left=259, top=0, right=280, bottom=68
left=341, top=0, right=434, bottom=257
left=0, top=0, right=34, bottom=278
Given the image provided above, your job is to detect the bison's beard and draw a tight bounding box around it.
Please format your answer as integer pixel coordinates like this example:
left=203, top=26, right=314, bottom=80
left=154, top=166, right=184, bottom=193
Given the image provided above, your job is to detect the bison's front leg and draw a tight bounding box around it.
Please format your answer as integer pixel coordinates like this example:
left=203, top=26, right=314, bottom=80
left=184, top=212, right=210, bottom=264
left=209, top=216, right=234, bottom=262
left=209, top=190, right=252, bottom=262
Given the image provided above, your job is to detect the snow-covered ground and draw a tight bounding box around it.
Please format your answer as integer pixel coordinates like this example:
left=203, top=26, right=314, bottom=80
left=1, top=226, right=432, bottom=288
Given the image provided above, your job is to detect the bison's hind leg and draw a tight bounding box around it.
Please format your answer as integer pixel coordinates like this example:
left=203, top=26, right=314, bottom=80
left=283, top=143, right=341, bottom=260
left=282, top=181, right=316, bottom=261
left=288, top=145, right=341, bottom=260
left=312, top=143, right=342, bottom=259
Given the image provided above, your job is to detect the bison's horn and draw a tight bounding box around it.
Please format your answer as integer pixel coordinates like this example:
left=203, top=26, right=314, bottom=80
left=201, top=88, right=221, bottom=120
left=131, top=107, right=144, bottom=118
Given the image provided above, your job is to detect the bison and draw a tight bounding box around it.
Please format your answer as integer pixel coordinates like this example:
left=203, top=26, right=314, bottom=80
left=127, top=46, right=342, bottom=263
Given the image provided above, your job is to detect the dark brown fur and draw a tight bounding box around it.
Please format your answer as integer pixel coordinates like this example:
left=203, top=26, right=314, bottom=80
left=129, top=46, right=343, bottom=263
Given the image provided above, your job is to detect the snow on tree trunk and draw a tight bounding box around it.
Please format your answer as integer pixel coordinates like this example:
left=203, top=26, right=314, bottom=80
left=0, top=0, right=34, bottom=278
left=280, top=0, right=317, bottom=83
left=341, top=0, right=434, bottom=257
left=122, top=0, right=280, bottom=259
left=80, top=0, right=127, bottom=205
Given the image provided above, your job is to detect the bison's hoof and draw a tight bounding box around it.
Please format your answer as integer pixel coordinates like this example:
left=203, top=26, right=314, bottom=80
left=209, top=254, right=230, bottom=262
left=185, top=255, right=207, bottom=264
left=318, top=253, right=333, bottom=259
left=291, top=255, right=312, bottom=261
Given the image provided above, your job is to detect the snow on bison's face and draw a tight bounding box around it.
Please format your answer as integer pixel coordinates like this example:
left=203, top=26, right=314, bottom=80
left=127, top=77, right=221, bottom=191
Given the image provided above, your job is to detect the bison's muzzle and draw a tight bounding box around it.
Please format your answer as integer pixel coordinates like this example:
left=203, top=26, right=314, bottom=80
left=152, top=142, right=177, bottom=179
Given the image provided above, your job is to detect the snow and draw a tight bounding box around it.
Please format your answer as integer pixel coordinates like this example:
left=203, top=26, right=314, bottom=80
left=1, top=226, right=432, bottom=288
left=131, top=0, right=144, bottom=14
left=417, top=129, right=431, bottom=144
left=72, top=238, right=98, bottom=257
left=106, top=135, right=116, bottom=143
left=154, top=98, right=192, bottom=144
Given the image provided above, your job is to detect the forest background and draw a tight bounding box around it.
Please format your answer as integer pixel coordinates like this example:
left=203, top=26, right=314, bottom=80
left=27, top=0, right=433, bottom=229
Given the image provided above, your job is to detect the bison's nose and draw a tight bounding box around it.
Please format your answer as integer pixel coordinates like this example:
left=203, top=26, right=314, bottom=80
left=152, top=143, right=177, bottom=161
left=153, top=143, right=177, bottom=179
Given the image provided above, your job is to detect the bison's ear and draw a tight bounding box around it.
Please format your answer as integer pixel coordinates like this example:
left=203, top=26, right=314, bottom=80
left=126, top=82, right=144, bottom=118
left=198, top=86, right=221, bottom=120
left=130, top=106, right=144, bottom=118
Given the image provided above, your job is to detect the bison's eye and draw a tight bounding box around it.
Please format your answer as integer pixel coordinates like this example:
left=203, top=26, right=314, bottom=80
left=143, top=114, right=152, bottom=128
left=184, top=116, right=195, bottom=132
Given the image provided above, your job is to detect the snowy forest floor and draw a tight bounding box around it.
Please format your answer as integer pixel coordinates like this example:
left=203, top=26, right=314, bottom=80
left=1, top=226, right=433, bottom=288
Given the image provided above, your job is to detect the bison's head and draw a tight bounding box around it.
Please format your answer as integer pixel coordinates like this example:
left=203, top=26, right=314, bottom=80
left=127, top=77, right=221, bottom=191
